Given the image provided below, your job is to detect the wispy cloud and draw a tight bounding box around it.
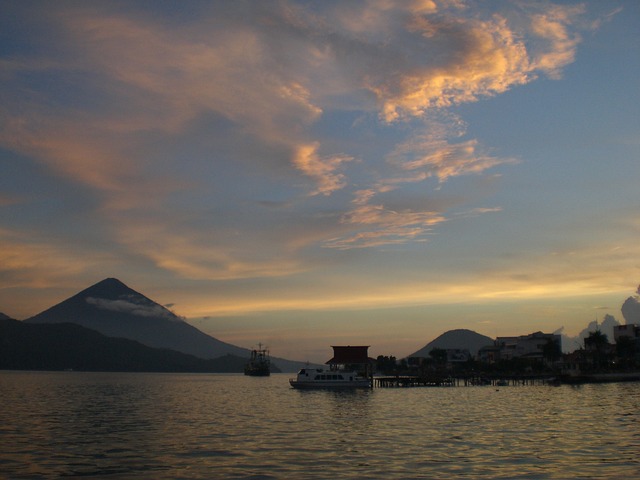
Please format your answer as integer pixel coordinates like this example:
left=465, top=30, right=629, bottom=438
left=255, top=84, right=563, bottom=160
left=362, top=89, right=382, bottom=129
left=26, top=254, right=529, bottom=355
left=86, top=296, right=180, bottom=321
left=0, top=229, right=111, bottom=289
left=387, top=121, right=519, bottom=183
left=112, top=218, right=310, bottom=281
left=528, top=5, right=585, bottom=78
left=0, top=194, right=21, bottom=207
left=292, top=143, right=355, bottom=196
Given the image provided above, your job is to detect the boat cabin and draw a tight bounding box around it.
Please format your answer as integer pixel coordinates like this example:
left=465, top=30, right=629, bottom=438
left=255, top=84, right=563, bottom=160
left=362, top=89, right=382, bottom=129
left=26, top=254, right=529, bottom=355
left=297, top=368, right=358, bottom=382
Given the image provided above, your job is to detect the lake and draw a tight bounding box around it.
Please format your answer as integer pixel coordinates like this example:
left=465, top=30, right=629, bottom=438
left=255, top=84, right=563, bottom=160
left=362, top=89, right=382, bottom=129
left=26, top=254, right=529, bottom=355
left=1, top=371, right=638, bottom=478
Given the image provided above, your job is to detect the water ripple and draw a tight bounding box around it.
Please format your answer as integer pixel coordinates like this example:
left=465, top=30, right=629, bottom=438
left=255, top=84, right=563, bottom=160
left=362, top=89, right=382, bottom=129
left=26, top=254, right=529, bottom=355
left=1, top=372, right=639, bottom=478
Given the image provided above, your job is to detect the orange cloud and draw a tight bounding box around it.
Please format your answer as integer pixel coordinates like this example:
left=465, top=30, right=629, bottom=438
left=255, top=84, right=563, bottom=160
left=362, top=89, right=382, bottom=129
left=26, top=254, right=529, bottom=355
left=0, top=229, right=111, bottom=289
left=325, top=198, right=446, bottom=249
left=0, top=194, right=20, bottom=207
left=388, top=134, right=518, bottom=182
left=367, top=15, right=531, bottom=122
left=529, top=5, right=584, bottom=78
left=353, top=4, right=586, bottom=122
left=113, top=219, right=309, bottom=281
left=291, top=143, right=354, bottom=196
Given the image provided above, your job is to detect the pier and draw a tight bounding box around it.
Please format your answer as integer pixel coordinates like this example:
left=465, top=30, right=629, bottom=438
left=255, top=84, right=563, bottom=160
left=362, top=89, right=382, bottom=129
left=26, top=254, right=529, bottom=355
left=374, top=374, right=556, bottom=388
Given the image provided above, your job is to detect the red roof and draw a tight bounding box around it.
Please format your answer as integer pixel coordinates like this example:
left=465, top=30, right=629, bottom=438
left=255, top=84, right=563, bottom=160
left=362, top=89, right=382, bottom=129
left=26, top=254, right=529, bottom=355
left=325, top=345, right=370, bottom=365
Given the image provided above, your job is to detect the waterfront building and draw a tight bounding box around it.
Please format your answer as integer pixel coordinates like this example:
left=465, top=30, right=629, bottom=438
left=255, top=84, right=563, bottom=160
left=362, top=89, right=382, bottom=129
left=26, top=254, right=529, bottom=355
left=326, top=345, right=374, bottom=378
left=489, top=331, right=561, bottom=362
left=613, top=324, right=640, bottom=342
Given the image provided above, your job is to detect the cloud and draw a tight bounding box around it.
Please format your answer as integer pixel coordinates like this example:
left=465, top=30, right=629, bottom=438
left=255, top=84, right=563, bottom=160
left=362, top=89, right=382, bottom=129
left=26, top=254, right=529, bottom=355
left=386, top=118, right=519, bottom=183
left=86, top=296, right=180, bottom=321
left=1, top=120, right=146, bottom=195
left=466, top=207, right=503, bottom=215
left=621, top=285, right=640, bottom=325
left=528, top=5, right=584, bottom=78
left=374, top=17, right=531, bottom=121
left=291, top=143, right=355, bottom=196
left=321, top=113, right=513, bottom=249
left=1, top=3, right=322, bottom=192
left=336, top=2, right=587, bottom=122
left=325, top=200, right=446, bottom=250
left=0, top=242, right=82, bottom=287
left=0, top=194, right=21, bottom=207
left=112, top=218, right=310, bottom=281
left=0, top=228, right=112, bottom=289
left=0, top=0, right=594, bottom=278
left=557, top=313, right=621, bottom=352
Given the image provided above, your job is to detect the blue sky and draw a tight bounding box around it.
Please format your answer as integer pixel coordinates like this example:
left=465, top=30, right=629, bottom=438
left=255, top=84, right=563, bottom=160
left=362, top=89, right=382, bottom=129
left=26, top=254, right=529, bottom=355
left=1, top=1, right=638, bottom=362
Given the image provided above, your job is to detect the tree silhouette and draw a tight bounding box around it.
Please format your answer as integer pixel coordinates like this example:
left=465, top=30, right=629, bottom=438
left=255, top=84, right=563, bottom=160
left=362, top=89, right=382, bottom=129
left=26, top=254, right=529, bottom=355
left=585, top=330, right=609, bottom=370
left=543, top=338, right=562, bottom=365
left=429, top=348, right=448, bottom=367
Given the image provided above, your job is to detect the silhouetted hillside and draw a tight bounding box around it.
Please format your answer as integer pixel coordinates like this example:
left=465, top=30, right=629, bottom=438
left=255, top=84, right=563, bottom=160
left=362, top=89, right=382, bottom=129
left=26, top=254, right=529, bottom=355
left=408, top=329, right=494, bottom=358
left=0, top=318, right=272, bottom=373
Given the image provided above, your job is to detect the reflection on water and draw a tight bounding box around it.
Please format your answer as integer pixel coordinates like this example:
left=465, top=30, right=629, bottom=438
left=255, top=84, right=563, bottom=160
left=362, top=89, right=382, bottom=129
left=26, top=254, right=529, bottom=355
left=1, top=371, right=639, bottom=478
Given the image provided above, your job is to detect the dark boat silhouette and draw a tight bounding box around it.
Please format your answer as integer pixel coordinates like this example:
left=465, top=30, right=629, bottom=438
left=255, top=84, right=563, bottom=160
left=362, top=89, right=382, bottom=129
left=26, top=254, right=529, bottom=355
left=244, top=344, right=270, bottom=376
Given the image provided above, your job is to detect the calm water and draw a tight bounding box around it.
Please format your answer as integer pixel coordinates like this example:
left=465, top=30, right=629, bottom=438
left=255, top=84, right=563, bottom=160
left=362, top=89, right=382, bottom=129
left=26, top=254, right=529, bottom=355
left=0, top=372, right=638, bottom=479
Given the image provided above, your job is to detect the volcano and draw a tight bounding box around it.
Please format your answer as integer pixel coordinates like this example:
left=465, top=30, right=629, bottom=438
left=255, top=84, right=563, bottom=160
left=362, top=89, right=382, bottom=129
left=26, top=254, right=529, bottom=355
left=407, top=329, right=494, bottom=358
left=25, top=278, right=250, bottom=360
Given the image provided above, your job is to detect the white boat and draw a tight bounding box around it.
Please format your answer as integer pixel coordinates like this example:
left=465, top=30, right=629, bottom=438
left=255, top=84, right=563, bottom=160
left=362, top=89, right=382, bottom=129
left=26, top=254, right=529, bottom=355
left=289, top=368, right=371, bottom=389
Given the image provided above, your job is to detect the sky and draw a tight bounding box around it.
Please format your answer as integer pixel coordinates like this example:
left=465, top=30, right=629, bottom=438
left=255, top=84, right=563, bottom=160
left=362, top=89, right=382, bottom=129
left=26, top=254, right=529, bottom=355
left=1, top=0, right=639, bottom=363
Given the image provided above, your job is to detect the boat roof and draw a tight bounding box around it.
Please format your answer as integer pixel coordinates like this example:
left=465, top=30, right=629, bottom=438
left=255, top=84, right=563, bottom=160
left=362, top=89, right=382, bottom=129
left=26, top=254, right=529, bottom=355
left=326, top=345, right=371, bottom=365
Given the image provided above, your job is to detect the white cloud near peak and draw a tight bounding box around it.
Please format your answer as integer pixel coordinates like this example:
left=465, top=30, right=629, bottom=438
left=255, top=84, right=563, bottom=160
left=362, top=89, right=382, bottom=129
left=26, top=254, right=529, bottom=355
left=85, top=296, right=180, bottom=321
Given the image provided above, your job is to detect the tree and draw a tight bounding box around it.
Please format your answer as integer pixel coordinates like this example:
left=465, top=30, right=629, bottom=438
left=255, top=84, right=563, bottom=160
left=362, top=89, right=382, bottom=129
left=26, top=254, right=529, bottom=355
left=375, top=355, right=397, bottom=374
left=585, top=330, right=609, bottom=370
left=585, top=329, right=608, bottom=350
left=429, top=348, right=448, bottom=367
left=543, top=338, right=562, bottom=365
left=398, top=358, right=408, bottom=372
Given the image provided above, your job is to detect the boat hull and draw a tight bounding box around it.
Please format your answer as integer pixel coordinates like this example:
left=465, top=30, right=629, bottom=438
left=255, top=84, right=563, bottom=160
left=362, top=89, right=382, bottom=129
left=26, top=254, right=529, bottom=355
left=289, top=379, right=371, bottom=389
left=289, top=367, right=371, bottom=389
left=245, top=367, right=270, bottom=377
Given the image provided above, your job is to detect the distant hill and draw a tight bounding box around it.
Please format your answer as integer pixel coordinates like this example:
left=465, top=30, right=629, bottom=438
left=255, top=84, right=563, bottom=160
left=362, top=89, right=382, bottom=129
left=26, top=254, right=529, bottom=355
left=24, top=278, right=305, bottom=371
left=407, top=329, right=494, bottom=358
left=0, top=318, right=268, bottom=372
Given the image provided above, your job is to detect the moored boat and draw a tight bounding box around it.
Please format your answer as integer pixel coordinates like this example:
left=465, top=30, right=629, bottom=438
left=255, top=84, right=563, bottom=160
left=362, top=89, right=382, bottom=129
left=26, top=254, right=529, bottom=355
left=244, top=344, right=270, bottom=376
left=289, top=368, right=371, bottom=389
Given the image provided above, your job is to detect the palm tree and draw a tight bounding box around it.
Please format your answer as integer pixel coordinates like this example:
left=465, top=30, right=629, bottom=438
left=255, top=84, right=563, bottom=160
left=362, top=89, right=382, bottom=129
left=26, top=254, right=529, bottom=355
left=543, top=338, right=562, bottom=366
left=585, top=330, right=609, bottom=370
